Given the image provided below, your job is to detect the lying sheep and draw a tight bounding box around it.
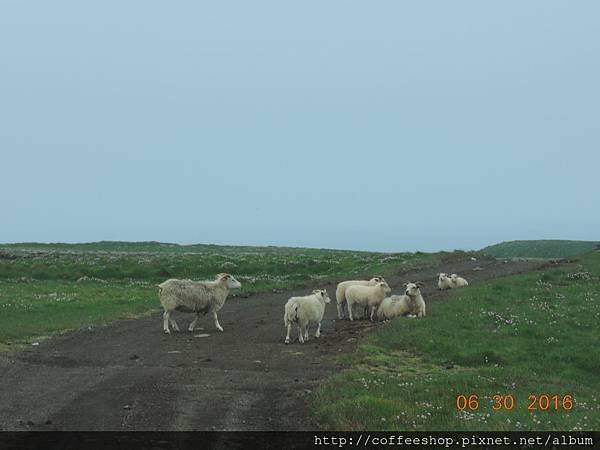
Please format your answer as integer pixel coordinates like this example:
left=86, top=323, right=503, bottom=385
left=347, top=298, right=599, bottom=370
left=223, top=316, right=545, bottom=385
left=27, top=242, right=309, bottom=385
left=377, top=282, right=426, bottom=320
left=450, top=273, right=469, bottom=288
left=345, top=281, right=391, bottom=321
left=438, top=273, right=452, bottom=290
left=158, top=273, right=242, bottom=334
left=335, top=276, right=385, bottom=319
left=284, top=289, right=330, bottom=344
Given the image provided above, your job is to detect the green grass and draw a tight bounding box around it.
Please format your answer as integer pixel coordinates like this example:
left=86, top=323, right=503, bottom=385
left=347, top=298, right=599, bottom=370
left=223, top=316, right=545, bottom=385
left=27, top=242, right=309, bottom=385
left=310, top=252, right=600, bottom=431
left=482, top=240, right=599, bottom=259
left=0, top=279, right=154, bottom=349
left=0, top=241, right=476, bottom=347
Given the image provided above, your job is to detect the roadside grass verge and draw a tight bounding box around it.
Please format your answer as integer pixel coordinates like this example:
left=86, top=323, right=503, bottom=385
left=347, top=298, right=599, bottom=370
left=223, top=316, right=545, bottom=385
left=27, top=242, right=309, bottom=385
left=482, top=240, right=599, bottom=259
left=310, top=252, right=600, bottom=431
left=0, top=242, right=478, bottom=348
left=0, top=279, right=155, bottom=347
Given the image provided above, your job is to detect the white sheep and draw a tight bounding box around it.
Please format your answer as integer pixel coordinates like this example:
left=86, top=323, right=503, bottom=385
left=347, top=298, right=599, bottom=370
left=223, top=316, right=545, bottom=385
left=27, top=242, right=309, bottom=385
left=377, top=282, right=426, bottom=320
left=345, top=281, right=391, bottom=321
left=450, top=273, right=469, bottom=288
left=335, top=276, right=385, bottom=319
left=158, top=273, right=241, bottom=334
left=438, top=273, right=453, bottom=290
left=284, top=289, right=330, bottom=344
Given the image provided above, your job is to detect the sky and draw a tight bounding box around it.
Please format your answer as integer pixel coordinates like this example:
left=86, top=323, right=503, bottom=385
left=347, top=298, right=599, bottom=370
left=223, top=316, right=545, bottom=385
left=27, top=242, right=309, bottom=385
left=1, top=1, right=598, bottom=252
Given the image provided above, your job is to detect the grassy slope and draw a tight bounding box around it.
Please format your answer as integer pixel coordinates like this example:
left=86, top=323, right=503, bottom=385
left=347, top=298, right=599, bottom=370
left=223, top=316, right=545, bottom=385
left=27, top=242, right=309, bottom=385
left=482, top=240, right=599, bottom=259
left=0, top=241, right=475, bottom=347
left=310, top=252, right=600, bottom=431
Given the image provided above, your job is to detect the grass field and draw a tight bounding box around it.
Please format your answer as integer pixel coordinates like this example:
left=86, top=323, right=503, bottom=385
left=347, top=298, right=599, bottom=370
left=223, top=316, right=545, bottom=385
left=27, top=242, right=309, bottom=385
left=482, top=240, right=599, bottom=259
left=310, top=252, right=600, bottom=431
left=0, top=241, right=473, bottom=348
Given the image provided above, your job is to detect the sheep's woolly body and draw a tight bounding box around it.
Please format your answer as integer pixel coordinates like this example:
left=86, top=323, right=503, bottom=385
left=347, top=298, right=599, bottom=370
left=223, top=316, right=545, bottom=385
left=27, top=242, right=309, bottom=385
left=450, top=274, right=469, bottom=288
left=438, top=273, right=453, bottom=290
left=378, top=282, right=426, bottom=320
left=159, top=279, right=228, bottom=313
left=345, top=282, right=391, bottom=321
left=158, top=273, right=241, bottom=334
left=377, top=295, right=412, bottom=320
left=335, top=277, right=384, bottom=319
left=284, top=290, right=330, bottom=344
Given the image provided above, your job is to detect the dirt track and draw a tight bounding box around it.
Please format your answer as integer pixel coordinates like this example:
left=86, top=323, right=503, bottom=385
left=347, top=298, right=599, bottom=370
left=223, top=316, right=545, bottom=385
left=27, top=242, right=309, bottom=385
left=0, top=257, right=556, bottom=431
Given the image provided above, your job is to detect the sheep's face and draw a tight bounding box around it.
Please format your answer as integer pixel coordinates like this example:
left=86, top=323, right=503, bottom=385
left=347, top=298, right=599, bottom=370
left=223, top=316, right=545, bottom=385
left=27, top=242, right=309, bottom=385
left=450, top=274, right=458, bottom=280
left=404, top=282, right=423, bottom=297
left=218, top=273, right=242, bottom=289
left=438, top=273, right=448, bottom=281
left=378, top=281, right=392, bottom=294
left=313, top=289, right=331, bottom=303
left=370, top=276, right=385, bottom=284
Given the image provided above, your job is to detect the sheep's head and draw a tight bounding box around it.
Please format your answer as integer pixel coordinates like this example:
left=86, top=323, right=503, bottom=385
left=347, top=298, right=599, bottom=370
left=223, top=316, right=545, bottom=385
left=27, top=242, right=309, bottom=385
left=370, top=276, right=385, bottom=283
left=378, top=281, right=392, bottom=294
left=438, top=273, right=448, bottom=281
left=404, top=281, right=423, bottom=297
left=450, top=274, right=458, bottom=280
left=312, top=289, right=331, bottom=303
left=217, top=273, right=242, bottom=289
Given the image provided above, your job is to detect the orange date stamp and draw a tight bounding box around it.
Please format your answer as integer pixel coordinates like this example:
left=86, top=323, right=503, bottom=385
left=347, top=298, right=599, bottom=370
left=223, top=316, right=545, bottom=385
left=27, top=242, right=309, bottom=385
left=455, top=394, right=574, bottom=411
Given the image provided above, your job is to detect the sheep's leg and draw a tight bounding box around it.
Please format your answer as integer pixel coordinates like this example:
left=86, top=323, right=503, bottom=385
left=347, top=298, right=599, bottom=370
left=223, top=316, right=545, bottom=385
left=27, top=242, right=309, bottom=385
left=213, top=311, right=223, bottom=332
left=298, top=325, right=304, bottom=344
left=304, top=326, right=309, bottom=341
left=188, top=313, right=200, bottom=332
left=163, top=311, right=171, bottom=334
left=337, top=302, right=344, bottom=320
left=347, top=301, right=354, bottom=321
left=285, top=323, right=292, bottom=344
left=315, top=322, right=321, bottom=338
left=169, top=317, right=180, bottom=332
left=370, top=306, right=376, bottom=322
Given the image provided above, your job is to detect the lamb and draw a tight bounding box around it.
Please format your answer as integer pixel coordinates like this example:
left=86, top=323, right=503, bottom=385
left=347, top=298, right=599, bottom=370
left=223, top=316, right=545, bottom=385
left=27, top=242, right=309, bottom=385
left=284, top=289, right=330, bottom=344
left=158, top=273, right=242, bottom=334
left=345, top=281, right=391, bottom=321
left=335, top=276, right=386, bottom=319
left=377, top=282, right=426, bottom=320
left=450, top=273, right=469, bottom=288
left=438, top=273, right=453, bottom=290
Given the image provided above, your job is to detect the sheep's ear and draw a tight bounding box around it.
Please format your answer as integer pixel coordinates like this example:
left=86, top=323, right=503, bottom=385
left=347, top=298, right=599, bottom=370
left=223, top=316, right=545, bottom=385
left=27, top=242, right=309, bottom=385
left=403, top=282, right=408, bottom=287
left=312, top=289, right=320, bottom=294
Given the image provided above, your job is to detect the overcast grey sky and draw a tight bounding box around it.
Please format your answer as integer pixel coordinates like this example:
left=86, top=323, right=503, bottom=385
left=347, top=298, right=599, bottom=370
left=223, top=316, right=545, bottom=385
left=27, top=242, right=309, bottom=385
left=1, top=1, right=598, bottom=252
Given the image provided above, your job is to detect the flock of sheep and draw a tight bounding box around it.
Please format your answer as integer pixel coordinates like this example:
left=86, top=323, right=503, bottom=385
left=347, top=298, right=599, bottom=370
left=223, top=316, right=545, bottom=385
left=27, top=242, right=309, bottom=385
left=157, top=271, right=469, bottom=344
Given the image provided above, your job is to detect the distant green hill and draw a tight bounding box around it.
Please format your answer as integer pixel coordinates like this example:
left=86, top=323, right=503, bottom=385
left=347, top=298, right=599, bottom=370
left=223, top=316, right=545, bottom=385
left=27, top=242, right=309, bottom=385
left=482, top=240, right=599, bottom=258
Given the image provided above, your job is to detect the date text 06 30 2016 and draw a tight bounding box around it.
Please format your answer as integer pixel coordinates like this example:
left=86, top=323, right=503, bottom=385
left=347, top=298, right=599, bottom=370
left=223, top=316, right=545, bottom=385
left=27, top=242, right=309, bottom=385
left=455, top=394, right=574, bottom=411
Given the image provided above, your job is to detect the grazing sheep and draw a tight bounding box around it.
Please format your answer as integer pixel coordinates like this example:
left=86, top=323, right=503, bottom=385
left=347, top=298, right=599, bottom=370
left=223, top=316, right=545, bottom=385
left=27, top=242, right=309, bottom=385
left=284, top=289, right=330, bottom=344
left=438, top=273, right=453, bottom=290
left=450, top=273, right=469, bottom=288
left=158, top=273, right=242, bottom=334
left=335, top=276, right=385, bottom=319
left=377, top=282, right=426, bottom=320
left=345, top=281, right=391, bottom=321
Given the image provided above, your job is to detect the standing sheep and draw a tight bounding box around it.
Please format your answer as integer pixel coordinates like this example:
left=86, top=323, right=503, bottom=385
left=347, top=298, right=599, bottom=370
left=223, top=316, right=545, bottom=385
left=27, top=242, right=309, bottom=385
left=158, top=273, right=242, bottom=334
left=345, top=281, right=391, bottom=321
left=378, top=282, right=426, bottom=320
left=450, top=274, right=469, bottom=288
left=438, top=273, right=452, bottom=290
left=335, top=276, right=385, bottom=319
left=284, top=289, right=331, bottom=344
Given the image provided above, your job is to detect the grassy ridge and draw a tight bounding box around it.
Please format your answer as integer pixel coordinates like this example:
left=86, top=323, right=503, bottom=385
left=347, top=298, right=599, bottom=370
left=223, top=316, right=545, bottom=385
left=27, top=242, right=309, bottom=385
left=310, top=252, right=600, bottom=431
left=0, top=243, right=445, bottom=291
left=482, top=240, right=599, bottom=259
left=0, top=242, right=475, bottom=347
